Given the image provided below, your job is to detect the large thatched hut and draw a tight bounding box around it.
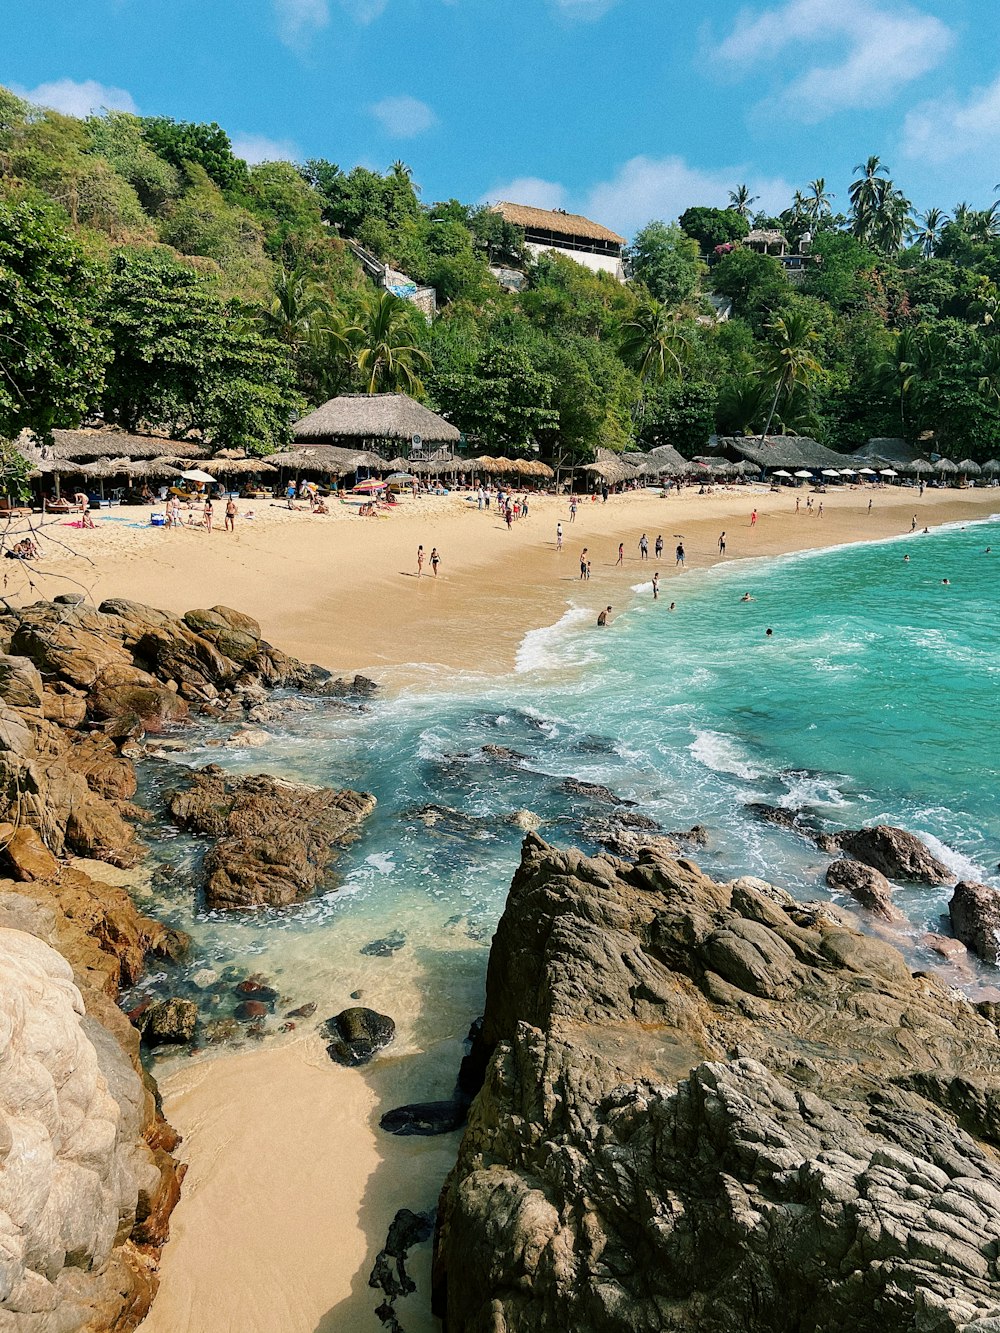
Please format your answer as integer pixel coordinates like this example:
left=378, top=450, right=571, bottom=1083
left=292, top=394, right=459, bottom=455
left=721, top=435, right=857, bottom=471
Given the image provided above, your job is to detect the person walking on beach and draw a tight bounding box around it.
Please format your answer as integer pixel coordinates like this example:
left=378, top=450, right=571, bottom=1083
left=675, top=541, right=685, bottom=567
left=868, top=498, right=873, bottom=514
left=795, top=496, right=800, bottom=513
left=639, top=533, right=649, bottom=560
left=569, top=499, right=577, bottom=522
left=430, top=547, right=440, bottom=577
left=817, top=502, right=823, bottom=518
left=597, top=605, right=612, bottom=627
left=718, top=531, right=726, bottom=556
left=655, top=534, right=663, bottom=559
left=652, top=572, right=660, bottom=600
left=203, top=497, right=213, bottom=534
left=286, top=481, right=296, bottom=509
left=225, top=497, right=237, bottom=532
left=919, top=480, right=925, bottom=497
left=417, top=544, right=425, bottom=577
left=911, top=514, right=917, bottom=531
left=750, top=508, right=758, bottom=527
left=580, top=548, right=589, bottom=580
left=505, top=505, right=513, bottom=530
left=616, top=542, right=624, bottom=566
left=556, top=521, right=563, bottom=550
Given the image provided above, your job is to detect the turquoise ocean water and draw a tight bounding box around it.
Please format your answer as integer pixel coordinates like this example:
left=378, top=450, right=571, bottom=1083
left=128, top=516, right=1000, bottom=1053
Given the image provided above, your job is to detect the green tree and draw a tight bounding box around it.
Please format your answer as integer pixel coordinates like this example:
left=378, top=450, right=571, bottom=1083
left=85, top=110, right=180, bottom=212
left=757, top=310, right=824, bottom=438
left=102, top=249, right=298, bottom=453
left=354, top=289, right=430, bottom=394
left=709, top=248, right=787, bottom=326
left=157, top=163, right=272, bottom=298
left=626, top=221, right=703, bottom=307
left=619, top=300, right=691, bottom=383
left=678, top=205, right=749, bottom=253
left=911, top=207, right=949, bottom=259
left=638, top=380, right=716, bottom=456
left=728, top=185, right=759, bottom=219
left=431, top=342, right=557, bottom=452
left=0, top=195, right=108, bottom=441
left=141, top=117, right=248, bottom=193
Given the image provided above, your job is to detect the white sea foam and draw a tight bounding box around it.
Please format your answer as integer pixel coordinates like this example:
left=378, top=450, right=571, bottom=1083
left=916, top=831, right=997, bottom=887
left=778, top=771, right=850, bottom=810
left=689, top=729, right=767, bottom=781
left=515, top=605, right=597, bottom=673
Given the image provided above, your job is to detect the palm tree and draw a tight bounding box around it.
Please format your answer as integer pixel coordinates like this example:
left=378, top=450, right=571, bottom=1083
left=728, top=184, right=759, bottom=219
left=717, top=375, right=770, bottom=435
left=619, top=301, right=691, bottom=384
left=849, top=155, right=890, bottom=245
left=966, top=202, right=1000, bottom=244
left=354, top=289, right=430, bottom=395
left=870, top=186, right=912, bottom=254
left=805, top=178, right=834, bottom=222
left=910, top=207, right=948, bottom=258
left=306, top=306, right=362, bottom=399
left=976, top=337, right=1000, bottom=403
left=262, top=264, right=328, bottom=347
left=758, top=310, right=824, bottom=440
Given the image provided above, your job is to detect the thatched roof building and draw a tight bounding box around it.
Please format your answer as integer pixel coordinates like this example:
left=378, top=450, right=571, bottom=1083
left=17, top=429, right=209, bottom=463
left=292, top=394, right=459, bottom=449
left=267, top=444, right=387, bottom=476
left=721, top=435, right=857, bottom=470
left=492, top=203, right=626, bottom=281
left=854, top=438, right=925, bottom=467
left=643, top=444, right=692, bottom=475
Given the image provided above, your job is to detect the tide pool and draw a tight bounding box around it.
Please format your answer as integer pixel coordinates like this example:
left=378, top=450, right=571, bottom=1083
left=127, top=516, right=1000, bottom=1042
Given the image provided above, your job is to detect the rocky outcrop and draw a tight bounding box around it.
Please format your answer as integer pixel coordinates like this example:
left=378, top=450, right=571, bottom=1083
left=434, top=835, right=1000, bottom=1333
left=950, top=881, right=1000, bottom=965
left=826, top=856, right=903, bottom=921
left=167, top=766, right=376, bottom=909
left=821, top=823, right=953, bottom=884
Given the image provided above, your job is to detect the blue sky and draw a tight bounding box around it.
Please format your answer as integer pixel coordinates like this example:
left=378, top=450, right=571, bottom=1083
left=4, top=0, right=1000, bottom=237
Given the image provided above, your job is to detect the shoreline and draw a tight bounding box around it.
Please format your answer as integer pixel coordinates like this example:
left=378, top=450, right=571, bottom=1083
left=28, top=486, right=1000, bottom=690
left=110, top=486, right=1000, bottom=1333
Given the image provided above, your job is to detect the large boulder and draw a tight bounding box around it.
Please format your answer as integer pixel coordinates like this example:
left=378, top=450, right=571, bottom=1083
left=167, top=766, right=376, bottom=910
left=322, top=1007, right=395, bottom=1065
left=829, top=824, right=953, bottom=884
left=435, top=835, right=1000, bottom=1333
left=950, top=881, right=1000, bottom=965
left=826, top=857, right=903, bottom=921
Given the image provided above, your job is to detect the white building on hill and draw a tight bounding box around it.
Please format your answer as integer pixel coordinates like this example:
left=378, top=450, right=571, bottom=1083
left=492, top=202, right=626, bottom=281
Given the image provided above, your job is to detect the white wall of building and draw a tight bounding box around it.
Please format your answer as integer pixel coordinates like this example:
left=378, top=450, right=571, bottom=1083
left=525, top=241, right=625, bottom=282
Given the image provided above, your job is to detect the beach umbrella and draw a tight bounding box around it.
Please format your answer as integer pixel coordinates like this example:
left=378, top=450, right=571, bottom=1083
left=821, top=469, right=841, bottom=478
left=839, top=468, right=856, bottom=476
left=934, top=458, right=958, bottom=479
left=880, top=469, right=898, bottom=478
left=983, top=458, right=1000, bottom=475
left=956, top=458, right=982, bottom=476
left=905, top=458, right=934, bottom=475
left=385, top=471, right=416, bottom=483
left=351, top=479, right=387, bottom=492
left=772, top=469, right=792, bottom=478
left=794, top=470, right=813, bottom=479
left=180, top=468, right=216, bottom=485
left=857, top=468, right=877, bottom=476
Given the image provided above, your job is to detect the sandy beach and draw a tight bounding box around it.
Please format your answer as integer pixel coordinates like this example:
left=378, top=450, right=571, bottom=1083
left=14, top=485, right=1000, bottom=685
left=25, top=483, right=996, bottom=1333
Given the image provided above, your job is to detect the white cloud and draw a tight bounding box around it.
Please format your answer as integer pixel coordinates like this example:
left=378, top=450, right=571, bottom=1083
left=714, top=0, right=952, bottom=121
left=370, top=95, right=437, bottom=138
left=584, top=156, right=792, bottom=236
left=481, top=176, right=569, bottom=212
left=274, top=0, right=329, bottom=46
left=902, top=73, right=1000, bottom=165
left=484, top=156, right=793, bottom=239
left=341, top=0, right=389, bottom=20
left=16, top=78, right=137, bottom=118
left=231, top=133, right=301, bottom=165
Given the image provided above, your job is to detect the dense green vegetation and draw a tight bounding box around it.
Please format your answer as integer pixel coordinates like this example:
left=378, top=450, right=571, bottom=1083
left=3, top=87, right=1000, bottom=462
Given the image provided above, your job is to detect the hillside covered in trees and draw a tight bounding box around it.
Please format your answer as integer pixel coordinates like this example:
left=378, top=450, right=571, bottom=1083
left=4, top=85, right=1000, bottom=464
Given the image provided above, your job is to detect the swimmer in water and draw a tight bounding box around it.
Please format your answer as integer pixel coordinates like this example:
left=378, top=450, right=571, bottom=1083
left=740, top=592, right=754, bottom=602
left=765, top=628, right=773, bottom=637
left=903, top=555, right=910, bottom=562
left=942, top=578, right=950, bottom=585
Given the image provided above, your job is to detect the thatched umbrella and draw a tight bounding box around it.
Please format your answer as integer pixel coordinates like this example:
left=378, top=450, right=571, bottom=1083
left=983, top=458, right=1000, bottom=476
left=903, top=457, right=935, bottom=475
left=198, top=458, right=277, bottom=476
left=532, top=461, right=555, bottom=480
left=956, top=458, right=982, bottom=477
left=934, top=458, right=959, bottom=479
left=292, top=393, right=460, bottom=447
left=732, top=459, right=761, bottom=478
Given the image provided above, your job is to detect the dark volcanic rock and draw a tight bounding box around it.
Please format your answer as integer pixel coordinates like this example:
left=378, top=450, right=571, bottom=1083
left=831, top=824, right=953, bottom=884
left=234, top=999, right=269, bottom=1021
left=950, top=881, right=1000, bottom=965
left=826, top=857, right=903, bottom=921
left=560, top=777, right=635, bottom=806
left=167, top=765, right=376, bottom=910
left=141, top=997, right=197, bottom=1045
left=380, top=1100, right=467, bottom=1136
left=322, top=1006, right=395, bottom=1066
left=434, top=833, right=1000, bottom=1333
left=745, top=802, right=809, bottom=832
left=361, top=930, right=406, bottom=957
left=370, top=1207, right=435, bottom=1329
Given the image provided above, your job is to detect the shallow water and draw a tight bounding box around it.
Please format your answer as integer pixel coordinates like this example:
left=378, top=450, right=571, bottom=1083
left=127, top=516, right=1000, bottom=1050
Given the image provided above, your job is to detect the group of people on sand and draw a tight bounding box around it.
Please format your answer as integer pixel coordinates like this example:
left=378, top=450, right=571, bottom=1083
left=416, top=544, right=441, bottom=577
left=286, top=480, right=330, bottom=514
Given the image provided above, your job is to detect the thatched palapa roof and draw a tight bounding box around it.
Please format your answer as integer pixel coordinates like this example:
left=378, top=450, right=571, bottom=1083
left=293, top=394, right=459, bottom=446
left=643, top=445, right=692, bottom=476
left=268, top=445, right=387, bottom=475
left=722, top=435, right=857, bottom=470
left=18, top=429, right=209, bottom=462
left=855, top=438, right=925, bottom=467
left=493, top=202, right=625, bottom=247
